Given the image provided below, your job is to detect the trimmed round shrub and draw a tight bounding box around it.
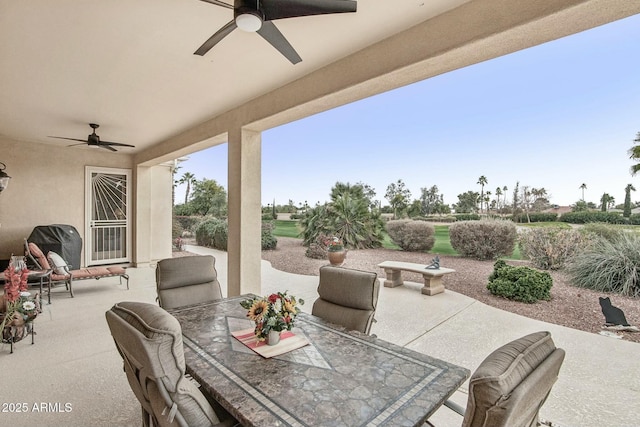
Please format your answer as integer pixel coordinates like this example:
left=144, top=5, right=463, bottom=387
left=261, top=221, right=278, bottom=250
left=566, top=233, right=640, bottom=297
left=449, top=219, right=516, bottom=260
left=487, top=260, right=553, bottom=303
left=386, top=220, right=435, bottom=252
left=519, top=227, right=591, bottom=270
left=195, top=218, right=228, bottom=250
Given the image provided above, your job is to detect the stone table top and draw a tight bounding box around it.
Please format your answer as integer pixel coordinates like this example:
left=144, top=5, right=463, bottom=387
left=170, top=296, right=470, bottom=427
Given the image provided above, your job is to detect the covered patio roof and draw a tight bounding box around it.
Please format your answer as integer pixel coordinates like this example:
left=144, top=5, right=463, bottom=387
left=1, top=0, right=639, bottom=294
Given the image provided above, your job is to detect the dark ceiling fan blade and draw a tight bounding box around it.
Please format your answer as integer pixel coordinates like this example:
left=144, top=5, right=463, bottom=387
left=67, top=142, right=89, bottom=147
left=257, top=21, right=302, bottom=64
left=49, top=136, right=87, bottom=143
left=100, top=145, right=118, bottom=152
left=261, top=0, right=357, bottom=21
left=100, top=141, right=136, bottom=148
left=195, top=20, right=237, bottom=56
left=198, top=0, right=233, bottom=9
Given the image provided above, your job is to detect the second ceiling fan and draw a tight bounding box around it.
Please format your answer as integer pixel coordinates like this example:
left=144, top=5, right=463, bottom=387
left=195, top=0, right=357, bottom=64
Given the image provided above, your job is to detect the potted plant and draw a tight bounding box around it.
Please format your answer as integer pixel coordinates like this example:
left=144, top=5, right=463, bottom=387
left=326, top=237, right=346, bottom=265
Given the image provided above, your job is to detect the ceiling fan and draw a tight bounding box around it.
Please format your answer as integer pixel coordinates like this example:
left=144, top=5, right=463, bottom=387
left=49, top=123, right=135, bottom=152
left=195, top=0, right=357, bottom=64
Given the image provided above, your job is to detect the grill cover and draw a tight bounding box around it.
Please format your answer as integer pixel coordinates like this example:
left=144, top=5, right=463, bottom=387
left=28, top=224, right=82, bottom=269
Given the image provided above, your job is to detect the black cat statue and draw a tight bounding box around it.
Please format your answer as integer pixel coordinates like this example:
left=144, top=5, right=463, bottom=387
left=599, top=297, right=630, bottom=326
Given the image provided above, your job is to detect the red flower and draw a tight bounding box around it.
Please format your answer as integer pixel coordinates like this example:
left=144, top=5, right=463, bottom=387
left=268, top=293, right=279, bottom=304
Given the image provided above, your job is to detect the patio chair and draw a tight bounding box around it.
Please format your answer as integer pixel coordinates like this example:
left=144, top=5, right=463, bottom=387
left=155, top=256, right=223, bottom=310
left=427, top=331, right=565, bottom=427
left=25, top=240, right=129, bottom=303
left=312, top=265, right=379, bottom=335
left=105, top=301, right=237, bottom=427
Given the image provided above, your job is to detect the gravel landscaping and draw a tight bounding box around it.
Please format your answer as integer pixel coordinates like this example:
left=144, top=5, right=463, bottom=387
left=261, top=237, right=640, bottom=344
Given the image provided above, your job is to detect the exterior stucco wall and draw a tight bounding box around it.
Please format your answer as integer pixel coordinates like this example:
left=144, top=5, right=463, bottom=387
left=0, top=136, right=133, bottom=265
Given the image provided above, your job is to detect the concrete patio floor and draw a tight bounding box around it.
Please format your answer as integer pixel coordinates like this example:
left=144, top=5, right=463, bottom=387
left=1, top=244, right=638, bottom=427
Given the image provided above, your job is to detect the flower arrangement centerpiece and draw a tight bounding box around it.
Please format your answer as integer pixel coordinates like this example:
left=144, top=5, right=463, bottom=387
left=240, top=291, right=304, bottom=343
left=326, top=236, right=344, bottom=253
left=0, top=264, right=41, bottom=344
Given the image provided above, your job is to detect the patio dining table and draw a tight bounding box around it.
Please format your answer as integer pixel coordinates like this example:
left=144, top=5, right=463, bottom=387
left=170, top=295, right=470, bottom=427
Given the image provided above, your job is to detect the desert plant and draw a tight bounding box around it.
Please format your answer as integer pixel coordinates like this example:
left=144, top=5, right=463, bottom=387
left=386, top=220, right=435, bottom=252
left=487, top=260, right=553, bottom=303
left=449, top=219, right=516, bottom=260
left=565, top=233, right=640, bottom=297
left=519, top=227, right=591, bottom=270
left=580, top=222, right=624, bottom=242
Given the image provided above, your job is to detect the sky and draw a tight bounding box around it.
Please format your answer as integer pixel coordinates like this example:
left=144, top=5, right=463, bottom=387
left=174, top=14, right=640, bottom=209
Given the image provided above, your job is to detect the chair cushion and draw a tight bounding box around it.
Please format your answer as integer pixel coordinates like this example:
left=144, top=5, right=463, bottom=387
left=28, top=242, right=51, bottom=270
left=107, top=302, right=221, bottom=426
left=156, top=256, right=223, bottom=310
left=47, top=251, right=69, bottom=275
left=462, top=331, right=564, bottom=427
left=316, top=266, right=378, bottom=310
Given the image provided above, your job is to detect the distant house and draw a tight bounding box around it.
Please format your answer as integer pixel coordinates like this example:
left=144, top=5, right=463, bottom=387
left=543, top=206, right=573, bottom=216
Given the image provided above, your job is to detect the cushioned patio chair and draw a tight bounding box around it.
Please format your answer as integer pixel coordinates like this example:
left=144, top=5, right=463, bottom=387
left=427, top=331, right=565, bottom=427
left=106, top=301, right=237, bottom=427
left=26, top=240, right=129, bottom=303
left=312, top=265, right=379, bottom=335
left=155, top=256, right=223, bottom=310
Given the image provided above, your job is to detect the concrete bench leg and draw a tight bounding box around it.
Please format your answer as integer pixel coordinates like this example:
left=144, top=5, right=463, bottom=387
left=383, top=268, right=403, bottom=288
left=421, top=274, right=445, bottom=296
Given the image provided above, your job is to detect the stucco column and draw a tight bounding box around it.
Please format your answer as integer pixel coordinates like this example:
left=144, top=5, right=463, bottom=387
left=227, top=127, right=262, bottom=296
left=134, top=165, right=152, bottom=268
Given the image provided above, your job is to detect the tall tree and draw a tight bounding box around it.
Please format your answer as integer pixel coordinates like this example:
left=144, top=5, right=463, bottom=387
left=454, top=191, right=479, bottom=213
left=189, top=179, right=227, bottom=216
left=419, top=185, right=444, bottom=215
left=384, top=179, right=411, bottom=219
left=624, top=184, right=636, bottom=217
left=477, top=175, right=488, bottom=213
left=502, top=186, right=508, bottom=211
left=512, top=182, right=520, bottom=214
left=495, top=187, right=503, bottom=211
left=178, top=172, right=197, bottom=204
left=600, top=193, right=613, bottom=212
left=628, top=132, right=640, bottom=175
left=484, top=190, right=492, bottom=213
left=579, top=183, right=587, bottom=201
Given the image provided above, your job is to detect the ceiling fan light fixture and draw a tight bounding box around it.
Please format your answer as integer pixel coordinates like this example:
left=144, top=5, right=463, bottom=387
left=235, top=10, right=262, bottom=32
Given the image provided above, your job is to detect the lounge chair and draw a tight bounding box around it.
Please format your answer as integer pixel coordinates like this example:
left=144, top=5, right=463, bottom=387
left=26, top=241, right=129, bottom=303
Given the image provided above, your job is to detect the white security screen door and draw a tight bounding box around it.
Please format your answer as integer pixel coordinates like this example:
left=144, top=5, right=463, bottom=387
left=85, top=167, right=131, bottom=265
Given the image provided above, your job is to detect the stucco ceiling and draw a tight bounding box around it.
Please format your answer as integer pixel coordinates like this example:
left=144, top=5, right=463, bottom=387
left=1, top=1, right=639, bottom=159
left=0, top=0, right=468, bottom=153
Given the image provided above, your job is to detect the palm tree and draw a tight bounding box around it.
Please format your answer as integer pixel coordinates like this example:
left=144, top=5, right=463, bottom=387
left=624, top=184, right=636, bottom=217
left=628, top=132, right=640, bottom=175
left=178, top=172, right=197, bottom=204
left=579, top=183, right=587, bottom=201
left=484, top=190, right=492, bottom=213
left=495, top=187, right=503, bottom=211
left=502, top=185, right=508, bottom=211
left=477, top=175, right=488, bottom=214
left=600, top=193, right=613, bottom=212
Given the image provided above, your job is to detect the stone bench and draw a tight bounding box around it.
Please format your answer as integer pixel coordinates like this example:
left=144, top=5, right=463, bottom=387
left=377, top=261, right=455, bottom=296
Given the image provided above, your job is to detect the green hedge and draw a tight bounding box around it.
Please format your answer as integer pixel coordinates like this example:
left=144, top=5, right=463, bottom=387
left=559, top=211, right=626, bottom=224
left=512, top=213, right=558, bottom=223
left=454, top=213, right=480, bottom=221
left=487, top=260, right=553, bottom=303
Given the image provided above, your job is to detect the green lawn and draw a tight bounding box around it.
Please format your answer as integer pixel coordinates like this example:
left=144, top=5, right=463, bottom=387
left=272, top=220, right=522, bottom=259
left=272, top=220, right=302, bottom=238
